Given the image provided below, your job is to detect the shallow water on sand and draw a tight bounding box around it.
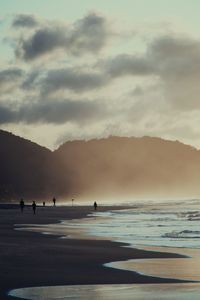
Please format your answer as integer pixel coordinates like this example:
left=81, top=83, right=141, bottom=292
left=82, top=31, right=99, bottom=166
left=106, top=246, right=200, bottom=281
left=8, top=283, right=200, bottom=300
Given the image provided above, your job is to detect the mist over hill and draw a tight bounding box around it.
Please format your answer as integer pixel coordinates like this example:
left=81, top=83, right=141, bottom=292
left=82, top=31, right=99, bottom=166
left=55, top=136, right=200, bottom=200
left=1, top=130, right=200, bottom=202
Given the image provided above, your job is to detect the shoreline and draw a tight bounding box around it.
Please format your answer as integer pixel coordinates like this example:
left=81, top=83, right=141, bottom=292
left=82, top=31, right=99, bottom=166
left=0, top=204, right=188, bottom=300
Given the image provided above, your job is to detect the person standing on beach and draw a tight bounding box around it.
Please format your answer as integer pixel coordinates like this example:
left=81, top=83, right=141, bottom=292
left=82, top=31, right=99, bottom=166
left=32, top=201, right=36, bottom=214
left=19, top=198, right=24, bottom=213
left=53, top=197, right=56, bottom=206
left=94, top=201, right=97, bottom=210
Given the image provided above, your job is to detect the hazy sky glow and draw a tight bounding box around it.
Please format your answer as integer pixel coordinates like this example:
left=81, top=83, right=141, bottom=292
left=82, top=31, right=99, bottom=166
left=1, top=0, right=200, bottom=149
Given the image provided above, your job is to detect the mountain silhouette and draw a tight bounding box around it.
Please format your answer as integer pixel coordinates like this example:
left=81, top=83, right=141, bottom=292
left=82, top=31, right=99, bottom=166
left=1, top=130, right=200, bottom=201
left=0, top=130, right=61, bottom=200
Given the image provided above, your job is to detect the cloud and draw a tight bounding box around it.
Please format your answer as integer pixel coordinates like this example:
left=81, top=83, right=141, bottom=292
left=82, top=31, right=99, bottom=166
left=148, top=35, right=200, bottom=109
left=103, top=54, right=155, bottom=77
left=0, top=105, right=16, bottom=123
left=67, top=12, right=111, bottom=55
left=12, top=14, right=39, bottom=28
left=15, top=12, right=111, bottom=61
left=40, top=68, right=108, bottom=94
left=102, top=35, right=199, bottom=79
left=21, top=69, right=41, bottom=90
left=0, top=68, right=24, bottom=84
left=149, top=35, right=200, bottom=77
left=4, top=11, right=200, bottom=149
left=0, top=68, right=24, bottom=93
left=15, top=26, right=67, bottom=60
left=98, top=34, right=200, bottom=111
left=0, top=98, right=107, bottom=125
left=21, top=67, right=109, bottom=94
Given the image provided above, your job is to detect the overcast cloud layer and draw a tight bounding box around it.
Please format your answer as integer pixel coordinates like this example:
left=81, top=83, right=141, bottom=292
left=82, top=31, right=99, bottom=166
left=1, top=12, right=200, bottom=149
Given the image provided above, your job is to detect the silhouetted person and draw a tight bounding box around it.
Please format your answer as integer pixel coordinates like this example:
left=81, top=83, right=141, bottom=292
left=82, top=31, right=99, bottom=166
left=32, top=201, right=36, bottom=214
left=43, top=201, right=45, bottom=207
left=53, top=197, right=56, bottom=206
left=94, top=201, right=97, bottom=210
left=20, top=198, right=24, bottom=213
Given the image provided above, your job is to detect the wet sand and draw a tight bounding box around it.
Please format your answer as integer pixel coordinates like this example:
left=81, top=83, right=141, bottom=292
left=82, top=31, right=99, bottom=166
left=107, top=246, right=200, bottom=281
left=0, top=204, right=187, bottom=300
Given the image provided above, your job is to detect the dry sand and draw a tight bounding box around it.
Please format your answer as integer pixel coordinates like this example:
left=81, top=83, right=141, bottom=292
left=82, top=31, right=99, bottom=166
left=0, top=204, right=187, bottom=300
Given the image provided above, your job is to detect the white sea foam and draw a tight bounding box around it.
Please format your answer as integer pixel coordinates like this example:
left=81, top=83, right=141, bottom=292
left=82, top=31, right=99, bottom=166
left=80, top=200, right=200, bottom=249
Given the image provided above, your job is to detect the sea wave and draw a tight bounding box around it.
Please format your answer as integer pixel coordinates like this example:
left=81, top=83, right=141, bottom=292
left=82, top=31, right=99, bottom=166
left=163, top=230, right=200, bottom=239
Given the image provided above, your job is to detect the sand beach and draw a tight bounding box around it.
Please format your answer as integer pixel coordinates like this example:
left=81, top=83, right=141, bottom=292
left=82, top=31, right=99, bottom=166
left=0, top=203, right=190, bottom=299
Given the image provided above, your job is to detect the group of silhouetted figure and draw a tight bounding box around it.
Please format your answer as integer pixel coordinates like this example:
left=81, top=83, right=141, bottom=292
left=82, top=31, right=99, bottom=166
left=19, top=197, right=98, bottom=214
left=19, top=197, right=57, bottom=214
left=20, top=198, right=38, bottom=214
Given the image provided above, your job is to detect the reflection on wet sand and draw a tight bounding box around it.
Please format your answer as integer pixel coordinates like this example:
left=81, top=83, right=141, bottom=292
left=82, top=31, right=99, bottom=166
left=107, top=246, right=200, bottom=281
left=9, top=283, right=200, bottom=300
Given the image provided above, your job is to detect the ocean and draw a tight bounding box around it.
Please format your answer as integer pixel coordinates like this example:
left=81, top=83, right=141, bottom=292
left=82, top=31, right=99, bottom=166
left=80, top=199, right=200, bottom=249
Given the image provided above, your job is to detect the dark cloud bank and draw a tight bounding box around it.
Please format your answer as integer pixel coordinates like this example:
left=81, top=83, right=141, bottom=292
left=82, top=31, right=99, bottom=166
left=15, top=12, right=111, bottom=60
left=0, top=99, right=106, bottom=125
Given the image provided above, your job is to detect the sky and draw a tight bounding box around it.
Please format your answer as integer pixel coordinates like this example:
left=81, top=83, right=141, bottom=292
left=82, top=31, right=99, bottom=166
left=1, top=0, right=200, bottom=149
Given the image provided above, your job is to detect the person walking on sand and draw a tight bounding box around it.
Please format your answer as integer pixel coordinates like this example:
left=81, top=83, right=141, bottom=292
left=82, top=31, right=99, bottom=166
left=32, top=201, right=36, bottom=214
left=20, top=198, right=24, bottom=213
left=53, top=197, right=56, bottom=206
left=94, top=201, right=97, bottom=211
